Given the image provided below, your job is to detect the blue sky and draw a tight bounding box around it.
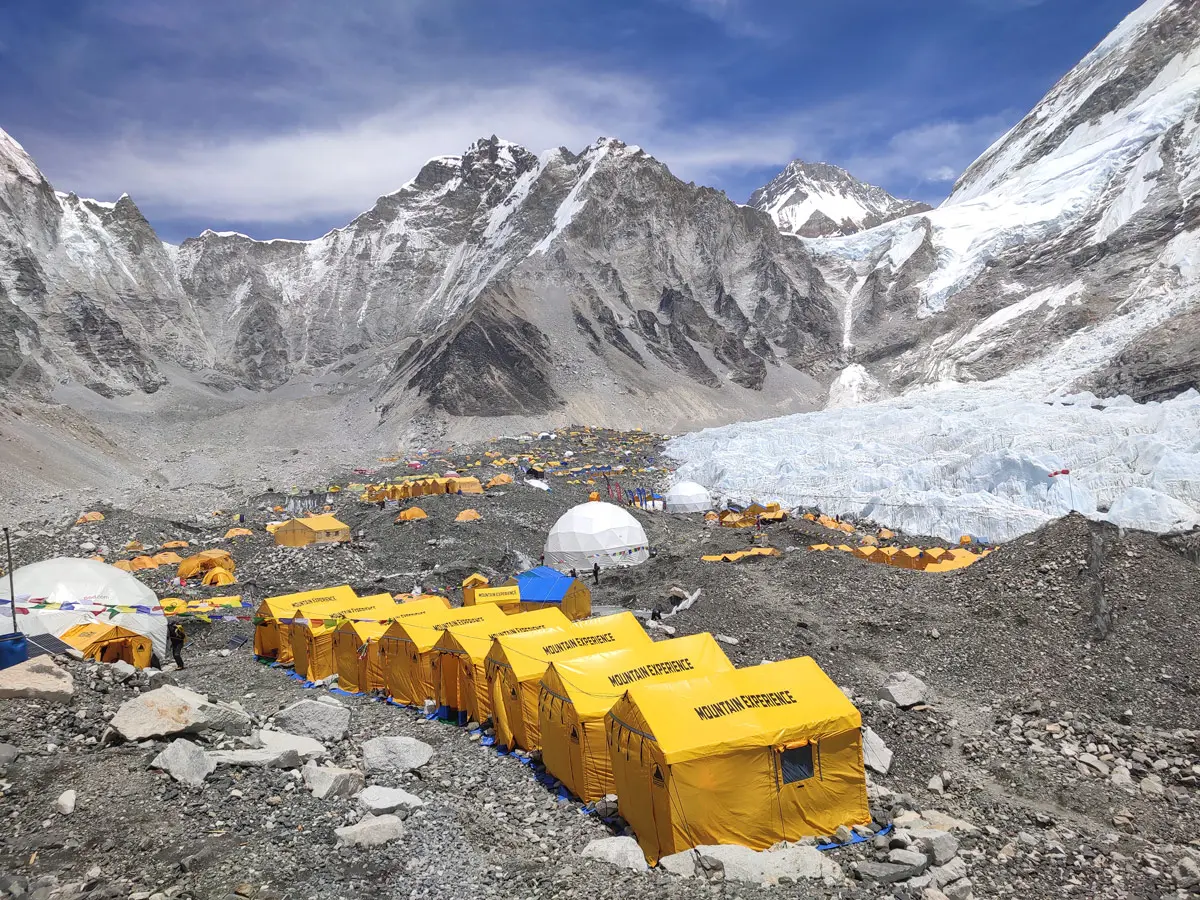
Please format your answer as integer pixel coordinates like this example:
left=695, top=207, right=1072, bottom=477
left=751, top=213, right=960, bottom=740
left=2, top=0, right=1140, bottom=242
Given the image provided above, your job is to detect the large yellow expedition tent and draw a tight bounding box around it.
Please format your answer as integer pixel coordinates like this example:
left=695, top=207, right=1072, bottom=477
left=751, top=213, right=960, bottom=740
left=379, top=605, right=507, bottom=707
left=540, top=633, right=732, bottom=802
left=434, top=608, right=571, bottom=722
left=291, top=593, right=450, bottom=683
left=60, top=622, right=153, bottom=668
left=606, top=657, right=869, bottom=864
left=253, top=584, right=359, bottom=662
left=485, top=612, right=651, bottom=752
left=331, top=621, right=390, bottom=694
left=273, top=515, right=351, bottom=547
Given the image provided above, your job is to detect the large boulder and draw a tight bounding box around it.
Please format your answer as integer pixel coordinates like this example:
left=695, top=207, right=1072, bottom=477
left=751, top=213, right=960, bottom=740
left=0, top=657, right=75, bottom=704
left=208, top=747, right=301, bottom=769
left=880, top=672, right=928, bottom=708
left=110, top=685, right=252, bottom=741
left=257, top=729, right=327, bottom=760
left=862, top=727, right=894, bottom=775
left=0, top=744, right=18, bottom=772
left=151, top=738, right=216, bottom=788
left=334, top=814, right=405, bottom=848
left=274, top=699, right=350, bottom=742
left=303, top=761, right=364, bottom=800
left=689, top=844, right=844, bottom=886
left=580, top=837, right=648, bottom=873
left=357, top=785, right=426, bottom=816
left=361, top=736, right=433, bottom=774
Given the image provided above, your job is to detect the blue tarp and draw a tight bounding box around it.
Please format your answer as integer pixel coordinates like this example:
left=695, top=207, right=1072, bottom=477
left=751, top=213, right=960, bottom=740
left=512, top=566, right=577, bottom=603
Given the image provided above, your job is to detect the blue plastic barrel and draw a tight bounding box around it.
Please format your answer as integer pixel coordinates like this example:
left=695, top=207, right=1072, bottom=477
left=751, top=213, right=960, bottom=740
left=0, top=632, right=28, bottom=670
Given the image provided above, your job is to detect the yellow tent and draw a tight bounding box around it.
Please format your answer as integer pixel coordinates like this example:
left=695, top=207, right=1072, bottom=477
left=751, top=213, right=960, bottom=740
left=60, top=622, right=153, bottom=669
left=202, top=567, right=236, bottom=586
left=808, top=543, right=833, bottom=551
left=860, top=534, right=879, bottom=547
left=588, top=491, right=600, bottom=501
left=449, top=477, right=484, bottom=494
left=129, top=555, right=158, bottom=571
left=252, top=584, right=359, bottom=662
left=177, top=549, right=236, bottom=579
left=274, top=515, right=351, bottom=547
left=869, top=546, right=901, bottom=565
left=123, top=540, right=144, bottom=551
left=485, top=612, right=651, bottom=752
left=75, top=511, right=105, bottom=524
left=153, top=551, right=183, bottom=565
left=112, top=560, right=133, bottom=572
left=331, top=620, right=390, bottom=694
left=462, top=573, right=488, bottom=605
left=486, top=474, right=513, bottom=489
left=878, top=528, right=896, bottom=540
left=379, top=605, right=507, bottom=707
left=395, top=507, right=428, bottom=522
left=225, top=527, right=254, bottom=539
left=607, top=657, right=869, bottom=864
left=162, top=540, right=189, bottom=549
left=924, top=548, right=979, bottom=572
left=959, top=535, right=972, bottom=545
left=455, top=509, right=481, bottom=523
left=292, top=593, right=449, bottom=683
left=466, top=585, right=521, bottom=612
left=434, top=608, right=571, bottom=722
left=891, top=547, right=929, bottom=571
left=540, top=633, right=733, bottom=802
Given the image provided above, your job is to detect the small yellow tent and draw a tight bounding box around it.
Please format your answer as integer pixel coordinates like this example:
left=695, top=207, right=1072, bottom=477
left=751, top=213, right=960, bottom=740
left=607, top=657, right=869, bottom=864
left=129, top=555, right=158, bottom=571
left=485, top=612, right=651, bottom=752
left=891, top=547, right=929, bottom=571
left=331, top=620, right=390, bottom=694
left=924, top=548, right=979, bottom=572
left=202, top=567, right=236, bottom=586
left=485, top=474, right=513, bottom=489
left=808, top=543, right=833, bottom=551
left=252, top=584, right=359, bottom=662
left=292, top=593, right=450, bottom=683
left=395, top=507, right=428, bottom=522
left=177, top=549, right=236, bottom=579
left=112, top=560, right=133, bottom=572
left=75, top=511, right=105, bottom=524
left=434, top=608, right=571, bottom=722
left=153, top=551, right=183, bottom=565
left=540, top=633, right=733, bottom=802
left=462, top=573, right=489, bottom=605
left=162, top=540, right=189, bottom=549
left=60, top=622, right=153, bottom=668
left=449, top=477, right=484, bottom=494
left=273, top=515, right=351, bottom=547
left=878, top=528, right=896, bottom=540
left=225, top=527, right=254, bottom=539
left=379, top=605, right=507, bottom=707
left=455, top=509, right=481, bottom=523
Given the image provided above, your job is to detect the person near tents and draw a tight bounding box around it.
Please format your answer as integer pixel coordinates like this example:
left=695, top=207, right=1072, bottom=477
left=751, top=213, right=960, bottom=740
left=539, top=553, right=545, bottom=566
left=592, top=562, right=600, bottom=585
left=168, top=621, right=187, bottom=670
left=569, top=568, right=578, bottom=579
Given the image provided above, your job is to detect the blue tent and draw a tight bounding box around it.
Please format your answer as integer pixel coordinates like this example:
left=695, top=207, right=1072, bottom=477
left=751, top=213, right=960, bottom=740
left=510, top=567, right=591, bottom=620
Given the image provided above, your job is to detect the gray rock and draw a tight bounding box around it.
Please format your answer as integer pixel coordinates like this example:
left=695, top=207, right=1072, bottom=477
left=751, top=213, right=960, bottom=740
left=887, top=847, right=929, bottom=876
left=1110, top=766, right=1134, bottom=789
left=151, top=739, right=215, bottom=788
left=274, top=699, right=351, bottom=742
left=1139, top=773, right=1165, bottom=796
left=1173, top=856, right=1200, bottom=889
left=361, top=736, right=433, bottom=774
left=592, top=793, right=619, bottom=818
left=912, top=828, right=960, bottom=866
left=0, top=657, right=75, bottom=704
left=357, top=785, right=426, bottom=815
left=930, top=857, right=968, bottom=887
left=855, top=861, right=914, bottom=884
left=834, top=824, right=854, bottom=843
left=302, top=762, right=364, bottom=800
left=942, top=877, right=973, bottom=900
left=880, top=671, right=928, bottom=708
left=928, top=774, right=944, bottom=793
left=658, top=850, right=698, bottom=877
left=688, top=844, right=844, bottom=886
left=921, top=889, right=951, bottom=900
left=257, top=729, right=327, bottom=760
left=109, top=660, right=136, bottom=683
left=0, top=744, right=17, bottom=771
left=335, top=814, right=405, bottom=848
left=208, top=747, right=301, bottom=769
left=110, top=685, right=251, bottom=741
left=55, top=790, right=76, bottom=815
left=862, top=726, right=894, bottom=775
left=581, top=836, right=649, bottom=873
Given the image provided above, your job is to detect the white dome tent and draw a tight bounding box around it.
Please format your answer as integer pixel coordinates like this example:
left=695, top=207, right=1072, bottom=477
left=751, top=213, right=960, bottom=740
left=664, top=480, right=712, bottom=514
left=0, top=558, right=167, bottom=659
left=545, top=502, right=650, bottom=571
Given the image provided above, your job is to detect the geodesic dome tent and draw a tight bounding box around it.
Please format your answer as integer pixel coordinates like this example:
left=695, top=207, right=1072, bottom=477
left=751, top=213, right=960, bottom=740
left=0, top=557, right=167, bottom=659
left=664, top=481, right=712, bottom=513
left=544, top=501, right=650, bottom=571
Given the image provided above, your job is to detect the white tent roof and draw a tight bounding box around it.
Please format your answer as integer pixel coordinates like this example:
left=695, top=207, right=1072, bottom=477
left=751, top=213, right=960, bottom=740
left=544, top=501, right=650, bottom=571
left=664, top=480, right=712, bottom=513
left=0, top=558, right=167, bottom=657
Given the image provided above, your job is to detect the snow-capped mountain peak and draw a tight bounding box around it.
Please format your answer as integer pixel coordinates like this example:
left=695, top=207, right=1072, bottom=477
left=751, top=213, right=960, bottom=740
left=748, top=159, right=931, bottom=238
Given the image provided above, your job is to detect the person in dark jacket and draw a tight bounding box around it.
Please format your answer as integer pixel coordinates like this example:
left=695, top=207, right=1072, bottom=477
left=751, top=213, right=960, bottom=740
left=592, top=562, right=601, bottom=585
left=168, top=622, right=187, bottom=670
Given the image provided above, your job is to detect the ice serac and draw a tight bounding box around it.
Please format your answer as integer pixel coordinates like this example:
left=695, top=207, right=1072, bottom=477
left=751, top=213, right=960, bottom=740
left=0, top=128, right=211, bottom=398
left=748, top=160, right=930, bottom=238
left=804, top=0, right=1200, bottom=397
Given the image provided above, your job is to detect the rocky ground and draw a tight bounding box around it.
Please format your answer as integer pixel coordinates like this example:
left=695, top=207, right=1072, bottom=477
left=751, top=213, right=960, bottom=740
left=1, top=428, right=1199, bottom=899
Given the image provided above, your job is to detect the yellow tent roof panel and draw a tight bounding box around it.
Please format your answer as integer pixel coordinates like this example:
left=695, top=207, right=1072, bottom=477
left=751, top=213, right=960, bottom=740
left=293, top=515, right=349, bottom=531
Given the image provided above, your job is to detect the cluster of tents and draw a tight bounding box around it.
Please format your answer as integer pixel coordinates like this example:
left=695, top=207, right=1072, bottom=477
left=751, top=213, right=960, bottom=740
left=252, top=585, right=868, bottom=863
left=709, top=502, right=788, bottom=528
left=176, top=548, right=238, bottom=584
left=359, top=475, right=486, bottom=502
left=701, top=547, right=782, bottom=563
left=809, top=543, right=990, bottom=572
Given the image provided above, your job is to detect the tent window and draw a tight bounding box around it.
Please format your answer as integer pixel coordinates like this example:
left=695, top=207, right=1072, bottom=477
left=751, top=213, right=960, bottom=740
left=779, top=744, right=815, bottom=784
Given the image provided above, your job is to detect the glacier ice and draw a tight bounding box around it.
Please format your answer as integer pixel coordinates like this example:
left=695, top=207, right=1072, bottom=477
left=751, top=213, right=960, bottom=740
left=667, top=385, right=1200, bottom=543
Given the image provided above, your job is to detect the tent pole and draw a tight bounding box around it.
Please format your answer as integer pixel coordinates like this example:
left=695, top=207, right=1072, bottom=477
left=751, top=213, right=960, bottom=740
left=3, top=527, right=16, bottom=633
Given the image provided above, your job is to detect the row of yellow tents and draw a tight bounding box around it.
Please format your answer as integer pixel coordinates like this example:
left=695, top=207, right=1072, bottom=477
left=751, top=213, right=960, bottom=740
left=252, top=586, right=868, bottom=864
left=701, top=547, right=782, bottom=563
left=392, top=507, right=483, bottom=523
left=361, top=476, right=485, bottom=503
left=809, top=543, right=989, bottom=572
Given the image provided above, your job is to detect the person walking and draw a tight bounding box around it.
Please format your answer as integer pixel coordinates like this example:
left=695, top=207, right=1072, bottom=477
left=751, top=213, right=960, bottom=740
left=168, top=621, right=187, bottom=670
left=592, top=562, right=600, bottom=585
